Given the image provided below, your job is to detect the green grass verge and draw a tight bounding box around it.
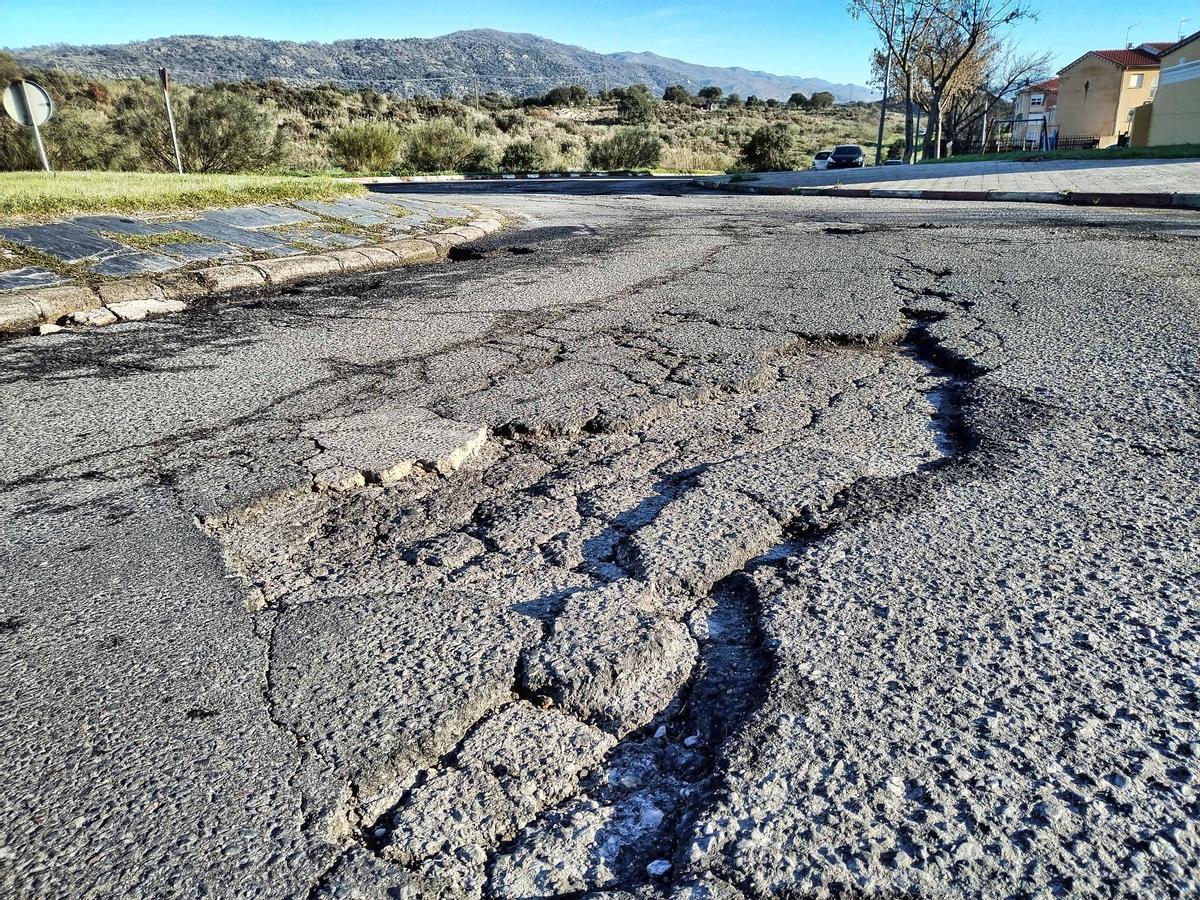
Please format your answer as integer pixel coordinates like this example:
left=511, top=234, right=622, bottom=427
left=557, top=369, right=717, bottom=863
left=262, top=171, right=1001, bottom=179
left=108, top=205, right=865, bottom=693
left=920, top=144, right=1200, bottom=165
left=0, top=171, right=366, bottom=220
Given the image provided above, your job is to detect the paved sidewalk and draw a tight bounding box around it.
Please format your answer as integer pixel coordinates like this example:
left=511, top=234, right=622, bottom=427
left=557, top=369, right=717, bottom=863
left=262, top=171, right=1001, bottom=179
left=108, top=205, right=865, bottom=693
left=0, top=194, right=475, bottom=295
left=700, top=157, right=1200, bottom=203
left=0, top=194, right=502, bottom=333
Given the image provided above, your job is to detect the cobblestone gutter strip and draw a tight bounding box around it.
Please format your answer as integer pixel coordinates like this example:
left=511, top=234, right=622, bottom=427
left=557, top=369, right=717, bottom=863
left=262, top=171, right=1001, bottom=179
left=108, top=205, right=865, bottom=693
left=0, top=212, right=506, bottom=336
left=700, top=180, right=1200, bottom=210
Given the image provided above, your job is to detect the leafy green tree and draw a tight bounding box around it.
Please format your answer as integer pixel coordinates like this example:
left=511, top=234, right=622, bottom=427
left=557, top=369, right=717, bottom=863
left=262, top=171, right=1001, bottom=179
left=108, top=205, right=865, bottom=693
left=808, top=91, right=835, bottom=109
left=787, top=92, right=809, bottom=108
left=663, top=84, right=691, bottom=104
left=766, top=98, right=780, bottom=108
left=328, top=121, right=403, bottom=172
left=698, top=86, right=723, bottom=108
left=744, top=95, right=762, bottom=107
left=616, top=85, right=656, bottom=124
left=586, top=127, right=662, bottom=170
left=740, top=123, right=794, bottom=171
left=723, top=93, right=741, bottom=107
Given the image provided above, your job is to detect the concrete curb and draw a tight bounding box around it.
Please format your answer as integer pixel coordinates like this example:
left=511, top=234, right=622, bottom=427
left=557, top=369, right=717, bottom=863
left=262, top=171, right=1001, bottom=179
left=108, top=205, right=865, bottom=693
left=700, top=180, right=1200, bottom=211
left=351, top=171, right=699, bottom=184
left=1, top=212, right=506, bottom=335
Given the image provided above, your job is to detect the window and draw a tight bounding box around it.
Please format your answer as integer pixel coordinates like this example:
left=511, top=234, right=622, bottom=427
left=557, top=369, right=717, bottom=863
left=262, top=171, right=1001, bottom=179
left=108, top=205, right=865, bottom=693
left=1030, top=93, right=1044, bottom=108
left=1129, top=73, right=1144, bottom=88
left=1151, top=77, right=1159, bottom=99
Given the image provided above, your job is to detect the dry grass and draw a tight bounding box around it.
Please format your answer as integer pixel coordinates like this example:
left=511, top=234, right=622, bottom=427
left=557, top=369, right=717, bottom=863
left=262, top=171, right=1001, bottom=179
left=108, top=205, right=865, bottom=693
left=0, top=171, right=364, bottom=219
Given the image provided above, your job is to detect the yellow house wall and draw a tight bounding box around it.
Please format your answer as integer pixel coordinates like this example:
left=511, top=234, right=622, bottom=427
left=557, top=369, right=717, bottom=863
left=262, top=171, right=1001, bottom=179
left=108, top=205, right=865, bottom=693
left=1130, top=104, right=1153, bottom=145
left=1148, top=41, right=1200, bottom=145
left=1056, top=56, right=1158, bottom=144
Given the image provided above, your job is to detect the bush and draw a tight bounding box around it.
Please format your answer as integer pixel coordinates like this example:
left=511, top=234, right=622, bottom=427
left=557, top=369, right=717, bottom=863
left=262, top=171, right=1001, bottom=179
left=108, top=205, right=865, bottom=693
left=586, top=127, right=663, bottom=170
left=404, top=118, right=488, bottom=172
left=500, top=138, right=553, bottom=171
left=740, top=123, right=794, bottom=171
left=328, top=122, right=403, bottom=172
left=494, top=110, right=527, bottom=133
left=113, top=88, right=282, bottom=173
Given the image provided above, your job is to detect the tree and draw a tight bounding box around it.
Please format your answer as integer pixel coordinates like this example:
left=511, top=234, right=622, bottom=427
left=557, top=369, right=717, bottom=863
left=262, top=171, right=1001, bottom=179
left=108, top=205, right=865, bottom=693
left=724, top=93, right=742, bottom=108
left=616, top=84, right=656, bottom=124
left=698, top=86, right=723, bottom=108
left=808, top=91, right=836, bottom=109
left=740, top=123, right=794, bottom=171
left=766, top=98, right=780, bottom=108
left=919, top=1, right=1036, bottom=158
left=745, top=95, right=761, bottom=107
left=787, top=92, right=809, bottom=108
left=849, top=0, right=942, bottom=162
left=543, top=84, right=590, bottom=107
left=937, top=46, right=1052, bottom=153
left=586, top=127, right=663, bottom=169
left=543, top=85, right=574, bottom=106
left=663, top=84, right=692, bottom=104
left=850, top=0, right=1035, bottom=160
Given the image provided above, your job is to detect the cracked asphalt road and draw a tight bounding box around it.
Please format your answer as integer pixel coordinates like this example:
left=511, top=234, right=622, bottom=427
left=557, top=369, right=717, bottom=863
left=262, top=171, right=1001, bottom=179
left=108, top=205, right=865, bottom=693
left=3, top=183, right=1200, bottom=899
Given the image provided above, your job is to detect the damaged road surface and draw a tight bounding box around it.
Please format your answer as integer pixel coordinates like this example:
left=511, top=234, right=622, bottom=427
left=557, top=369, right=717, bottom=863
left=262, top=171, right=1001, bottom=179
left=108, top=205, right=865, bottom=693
left=2, top=189, right=1200, bottom=899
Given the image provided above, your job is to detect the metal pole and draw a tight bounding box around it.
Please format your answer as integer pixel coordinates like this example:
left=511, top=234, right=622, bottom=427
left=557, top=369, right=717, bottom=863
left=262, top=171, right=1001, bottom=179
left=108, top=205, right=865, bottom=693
left=875, top=0, right=899, bottom=166
left=980, top=95, right=988, bottom=153
left=19, top=81, right=51, bottom=172
left=160, top=68, right=184, bottom=175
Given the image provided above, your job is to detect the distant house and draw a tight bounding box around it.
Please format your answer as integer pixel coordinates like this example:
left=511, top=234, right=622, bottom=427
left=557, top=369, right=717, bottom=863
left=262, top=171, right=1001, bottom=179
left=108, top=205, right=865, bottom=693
left=1146, top=31, right=1200, bottom=145
left=1010, top=78, right=1059, bottom=148
left=1055, top=43, right=1170, bottom=147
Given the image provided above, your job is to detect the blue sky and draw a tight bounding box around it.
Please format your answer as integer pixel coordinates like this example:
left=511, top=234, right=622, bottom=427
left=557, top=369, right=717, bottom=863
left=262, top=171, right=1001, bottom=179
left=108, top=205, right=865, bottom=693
left=3, top=1, right=1198, bottom=85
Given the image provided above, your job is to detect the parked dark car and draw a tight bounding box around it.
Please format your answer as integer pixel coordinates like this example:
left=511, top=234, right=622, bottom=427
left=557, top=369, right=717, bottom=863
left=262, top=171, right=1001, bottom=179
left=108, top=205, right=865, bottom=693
left=827, top=144, right=866, bottom=169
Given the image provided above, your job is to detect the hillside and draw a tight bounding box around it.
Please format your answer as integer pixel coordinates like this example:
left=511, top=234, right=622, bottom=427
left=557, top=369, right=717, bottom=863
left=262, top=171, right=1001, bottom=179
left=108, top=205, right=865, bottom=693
left=7, top=29, right=876, bottom=102
left=607, top=50, right=878, bottom=103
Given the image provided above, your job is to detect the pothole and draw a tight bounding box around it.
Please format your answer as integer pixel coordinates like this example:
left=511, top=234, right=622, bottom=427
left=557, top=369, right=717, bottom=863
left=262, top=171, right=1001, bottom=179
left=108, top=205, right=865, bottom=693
left=203, top=304, right=972, bottom=898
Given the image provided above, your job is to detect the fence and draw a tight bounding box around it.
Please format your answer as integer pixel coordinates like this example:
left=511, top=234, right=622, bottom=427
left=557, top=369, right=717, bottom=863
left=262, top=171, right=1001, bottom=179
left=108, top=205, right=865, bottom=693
left=1050, top=134, right=1102, bottom=151
left=947, top=132, right=1101, bottom=156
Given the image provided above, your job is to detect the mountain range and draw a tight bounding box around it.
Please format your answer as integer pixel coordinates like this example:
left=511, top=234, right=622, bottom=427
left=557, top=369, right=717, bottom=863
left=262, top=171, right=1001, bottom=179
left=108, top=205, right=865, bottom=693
left=6, top=29, right=878, bottom=103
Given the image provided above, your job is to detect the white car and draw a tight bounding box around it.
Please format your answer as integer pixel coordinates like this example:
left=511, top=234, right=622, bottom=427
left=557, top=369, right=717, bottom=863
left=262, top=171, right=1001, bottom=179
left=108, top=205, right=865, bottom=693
left=811, top=150, right=832, bottom=170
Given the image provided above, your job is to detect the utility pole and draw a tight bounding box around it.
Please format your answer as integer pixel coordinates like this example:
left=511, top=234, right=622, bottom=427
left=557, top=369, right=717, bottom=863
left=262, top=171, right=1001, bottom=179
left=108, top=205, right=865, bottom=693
left=160, top=68, right=184, bottom=174
left=874, top=0, right=899, bottom=166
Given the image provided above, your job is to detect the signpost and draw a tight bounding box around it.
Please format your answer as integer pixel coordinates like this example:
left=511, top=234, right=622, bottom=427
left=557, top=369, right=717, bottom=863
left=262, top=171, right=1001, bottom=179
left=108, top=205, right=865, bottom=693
left=159, top=68, right=184, bottom=174
left=2, top=79, right=54, bottom=171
